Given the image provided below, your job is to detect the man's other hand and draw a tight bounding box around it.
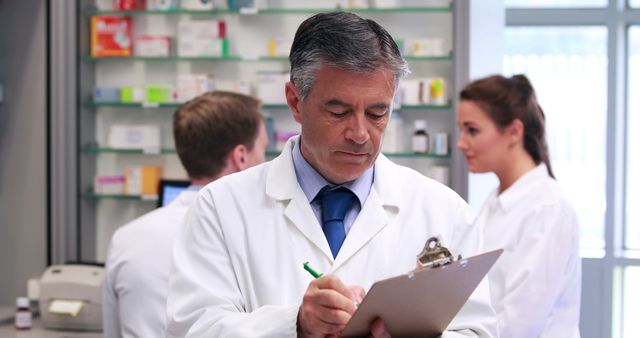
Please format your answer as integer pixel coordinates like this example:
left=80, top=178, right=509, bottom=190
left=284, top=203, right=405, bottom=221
left=367, top=318, right=390, bottom=338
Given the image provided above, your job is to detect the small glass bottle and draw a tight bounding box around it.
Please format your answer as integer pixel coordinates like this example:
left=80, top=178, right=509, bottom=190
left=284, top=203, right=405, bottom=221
left=15, top=297, right=32, bottom=330
left=412, top=119, right=430, bottom=154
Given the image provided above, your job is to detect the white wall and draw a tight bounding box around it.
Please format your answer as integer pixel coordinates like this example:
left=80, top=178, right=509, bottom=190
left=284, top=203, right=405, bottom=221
left=466, top=0, right=504, bottom=211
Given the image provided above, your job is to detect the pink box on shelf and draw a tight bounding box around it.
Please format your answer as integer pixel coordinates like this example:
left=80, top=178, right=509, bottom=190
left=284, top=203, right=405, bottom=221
left=94, top=176, right=126, bottom=195
left=134, top=36, right=172, bottom=57
left=275, top=131, right=299, bottom=151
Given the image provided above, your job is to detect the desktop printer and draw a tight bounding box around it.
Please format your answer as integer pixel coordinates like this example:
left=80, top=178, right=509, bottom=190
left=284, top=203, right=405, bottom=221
left=39, top=264, right=103, bottom=331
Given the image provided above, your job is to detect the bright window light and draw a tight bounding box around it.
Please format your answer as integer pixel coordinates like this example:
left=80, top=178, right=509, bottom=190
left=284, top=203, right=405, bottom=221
left=626, top=27, right=640, bottom=250
left=622, top=267, right=640, bottom=337
left=503, top=26, right=608, bottom=250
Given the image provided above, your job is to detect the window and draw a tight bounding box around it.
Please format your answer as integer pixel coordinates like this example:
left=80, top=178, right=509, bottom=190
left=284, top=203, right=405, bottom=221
left=503, top=27, right=608, bottom=250
left=626, top=26, right=640, bottom=250
left=505, top=0, right=607, bottom=8
left=630, top=0, right=640, bottom=8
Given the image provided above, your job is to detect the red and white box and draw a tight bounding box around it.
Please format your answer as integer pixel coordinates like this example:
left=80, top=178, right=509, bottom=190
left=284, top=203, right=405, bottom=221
left=176, top=74, right=215, bottom=102
left=134, top=36, right=172, bottom=57
left=178, top=20, right=226, bottom=39
left=91, top=15, right=132, bottom=57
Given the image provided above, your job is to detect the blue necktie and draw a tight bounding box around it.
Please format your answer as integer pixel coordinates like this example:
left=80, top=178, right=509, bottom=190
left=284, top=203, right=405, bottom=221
left=319, top=186, right=355, bottom=258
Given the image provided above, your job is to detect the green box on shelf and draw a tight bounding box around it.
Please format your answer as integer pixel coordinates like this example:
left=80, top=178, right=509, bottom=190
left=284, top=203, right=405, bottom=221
left=222, top=39, right=229, bottom=57
left=146, top=85, right=173, bottom=103
left=120, top=87, right=133, bottom=102
left=120, top=86, right=146, bottom=103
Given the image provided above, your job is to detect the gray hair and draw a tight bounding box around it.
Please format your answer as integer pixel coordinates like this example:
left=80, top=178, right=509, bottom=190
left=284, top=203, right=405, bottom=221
left=289, top=12, right=410, bottom=100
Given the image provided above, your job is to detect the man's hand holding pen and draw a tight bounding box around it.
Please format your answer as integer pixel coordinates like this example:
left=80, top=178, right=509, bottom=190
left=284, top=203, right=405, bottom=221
left=297, top=274, right=365, bottom=338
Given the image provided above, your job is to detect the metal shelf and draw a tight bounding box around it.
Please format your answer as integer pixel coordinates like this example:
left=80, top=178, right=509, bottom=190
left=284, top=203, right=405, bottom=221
left=84, top=6, right=452, bottom=16
left=85, top=101, right=451, bottom=111
left=81, top=146, right=449, bottom=159
left=84, top=55, right=242, bottom=62
left=267, top=151, right=450, bottom=158
left=84, top=101, right=293, bottom=110
left=382, top=152, right=450, bottom=159
left=81, top=146, right=177, bottom=154
left=84, top=54, right=453, bottom=62
left=82, top=192, right=158, bottom=201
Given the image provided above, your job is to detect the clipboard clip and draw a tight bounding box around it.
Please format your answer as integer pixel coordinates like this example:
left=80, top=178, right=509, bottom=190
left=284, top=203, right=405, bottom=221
left=416, top=237, right=461, bottom=269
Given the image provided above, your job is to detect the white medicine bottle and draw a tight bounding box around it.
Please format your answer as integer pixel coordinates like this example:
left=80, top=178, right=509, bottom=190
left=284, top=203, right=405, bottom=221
left=15, top=297, right=32, bottom=330
left=382, top=112, right=404, bottom=153
left=412, top=119, right=430, bottom=154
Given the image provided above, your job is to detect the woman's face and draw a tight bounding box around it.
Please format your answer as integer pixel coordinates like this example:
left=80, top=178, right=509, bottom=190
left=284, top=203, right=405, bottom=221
left=456, top=100, right=514, bottom=174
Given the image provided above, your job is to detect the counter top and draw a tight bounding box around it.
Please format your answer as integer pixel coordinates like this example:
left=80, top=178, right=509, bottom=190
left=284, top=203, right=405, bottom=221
left=0, top=319, right=102, bottom=338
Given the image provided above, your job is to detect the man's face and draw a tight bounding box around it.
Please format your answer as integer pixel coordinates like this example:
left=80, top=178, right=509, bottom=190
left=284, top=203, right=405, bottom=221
left=245, top=120, right=269, bottom=168
left=286, top=65, right=396, bottom=184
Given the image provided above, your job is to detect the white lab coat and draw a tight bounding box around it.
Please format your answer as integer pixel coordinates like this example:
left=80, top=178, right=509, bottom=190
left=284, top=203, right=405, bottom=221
left=478, top=164, right=581, bottom=338
left=103, top=190, right=198, bottom=338
left=166, top=138, right=497, bottom=338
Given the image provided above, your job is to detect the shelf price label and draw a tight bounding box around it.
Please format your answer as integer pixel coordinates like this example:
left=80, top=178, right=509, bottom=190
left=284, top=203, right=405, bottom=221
left=242, top=53, right=260, bottom=61
left=140, top=194, right=159, bottom=201
left=239, top=7, right=259, bottom=15
left=142, top=101, right=160, bottom=108
left=142, top=146, right=161, bottom=155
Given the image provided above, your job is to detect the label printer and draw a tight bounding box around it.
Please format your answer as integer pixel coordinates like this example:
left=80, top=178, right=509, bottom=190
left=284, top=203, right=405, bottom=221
left=39, top=264, right=104, bottom=331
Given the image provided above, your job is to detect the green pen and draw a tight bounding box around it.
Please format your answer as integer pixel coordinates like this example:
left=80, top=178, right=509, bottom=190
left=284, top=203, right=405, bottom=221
left=303, top=261, right=323, bottom=279
left=303, top=261, right=360, bottom=308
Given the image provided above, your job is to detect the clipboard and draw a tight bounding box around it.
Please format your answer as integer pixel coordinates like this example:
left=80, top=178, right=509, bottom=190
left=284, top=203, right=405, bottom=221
left=340, top=248, right=503, bottom=338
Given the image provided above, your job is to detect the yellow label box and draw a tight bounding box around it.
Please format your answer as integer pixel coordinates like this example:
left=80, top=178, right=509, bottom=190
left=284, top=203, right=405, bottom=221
left=125, top=166, right=162, bottom=196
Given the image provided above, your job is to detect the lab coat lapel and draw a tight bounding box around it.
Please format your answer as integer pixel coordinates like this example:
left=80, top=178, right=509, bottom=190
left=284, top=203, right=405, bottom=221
left=266, top=137, right=335, bottom=261
left=332, top=188, right=389, bottom=270
left=283, top=195, right=335, bottom=261
left=332, top=154, right=402, bottom=270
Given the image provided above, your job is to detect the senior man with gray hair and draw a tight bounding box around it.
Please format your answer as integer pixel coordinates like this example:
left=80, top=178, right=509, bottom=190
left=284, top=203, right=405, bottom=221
left=166, top=12, right=497, bottom=338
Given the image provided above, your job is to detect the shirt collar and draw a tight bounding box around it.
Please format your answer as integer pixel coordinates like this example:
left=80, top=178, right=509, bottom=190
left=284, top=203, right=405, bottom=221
left=496, top=163, right=550, bottom=211
left=292, top=137, right=373, bottom=206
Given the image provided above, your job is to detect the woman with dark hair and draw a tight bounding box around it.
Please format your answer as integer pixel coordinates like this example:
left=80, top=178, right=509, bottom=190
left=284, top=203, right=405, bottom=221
left=457, top=74, right=581, bottom=338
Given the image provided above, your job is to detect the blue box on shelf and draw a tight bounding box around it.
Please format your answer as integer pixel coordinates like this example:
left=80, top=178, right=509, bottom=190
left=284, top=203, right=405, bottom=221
left=93, top=87, right=121, bottom=103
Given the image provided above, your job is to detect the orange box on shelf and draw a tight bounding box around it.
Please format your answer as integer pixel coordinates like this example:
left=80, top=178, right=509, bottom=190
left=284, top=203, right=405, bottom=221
left=91, top=15, right=133, bottom=57
left=124, top=166, right=162, bottom=196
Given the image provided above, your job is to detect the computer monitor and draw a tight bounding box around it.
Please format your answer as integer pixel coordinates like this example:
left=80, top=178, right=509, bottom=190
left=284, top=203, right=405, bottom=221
left=157, top=179, right=190, bottom=208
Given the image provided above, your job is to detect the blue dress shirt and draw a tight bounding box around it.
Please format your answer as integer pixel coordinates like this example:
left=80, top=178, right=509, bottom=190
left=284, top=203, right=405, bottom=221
left=292, top=137, right=374, bottom=234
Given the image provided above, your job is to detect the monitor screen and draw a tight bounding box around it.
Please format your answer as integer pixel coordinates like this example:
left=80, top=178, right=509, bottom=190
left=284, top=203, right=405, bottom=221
left=157, top=179, right=190, bottom=208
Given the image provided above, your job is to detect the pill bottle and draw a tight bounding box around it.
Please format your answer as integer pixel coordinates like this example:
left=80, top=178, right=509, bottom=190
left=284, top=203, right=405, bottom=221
left=412, top=120, right=430, bottom=154
left=15, top=297, right=32, bottom=330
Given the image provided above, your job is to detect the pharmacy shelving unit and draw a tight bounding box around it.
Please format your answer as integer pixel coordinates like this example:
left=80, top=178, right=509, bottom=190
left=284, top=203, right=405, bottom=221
left=57, top=0, right=503, bottom=262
